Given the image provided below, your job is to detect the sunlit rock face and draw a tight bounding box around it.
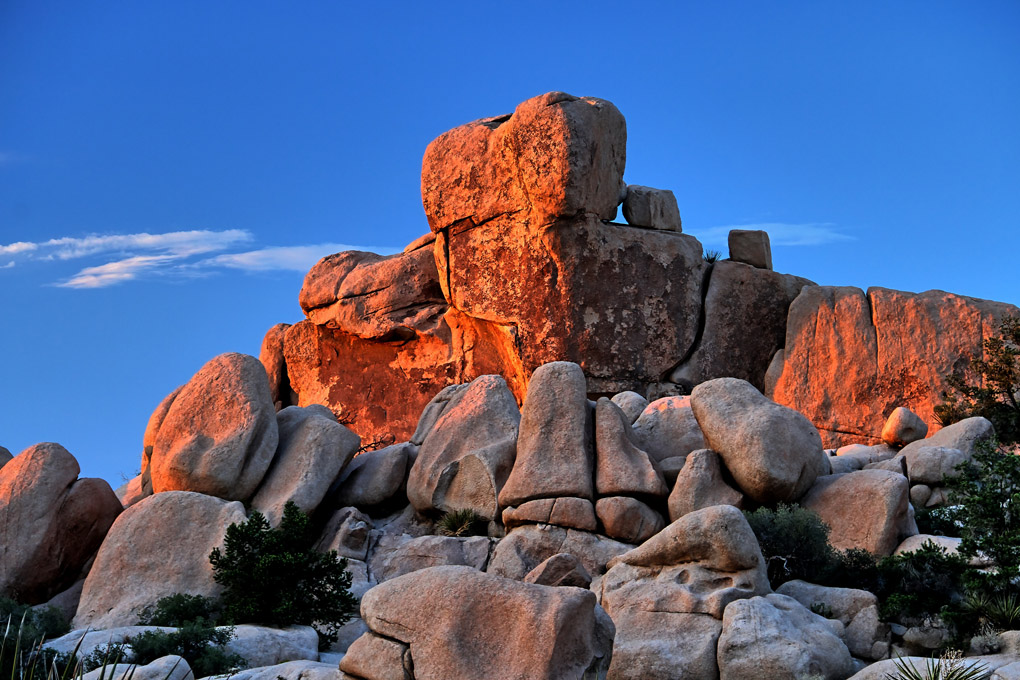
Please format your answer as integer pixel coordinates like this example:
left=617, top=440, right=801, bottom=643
left=767, top=286, right=1020, bottom=447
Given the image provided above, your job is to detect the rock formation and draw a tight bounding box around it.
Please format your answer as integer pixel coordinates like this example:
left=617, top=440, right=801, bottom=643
left=6, top=90, right=1020, bottom=680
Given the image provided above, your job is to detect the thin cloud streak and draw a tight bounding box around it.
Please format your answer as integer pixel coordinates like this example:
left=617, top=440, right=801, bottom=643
left=2, top=229, right=399, bottom=288
left=200, top=243, right=401, bottom=272
left=690, top=222, right=854, bottom=247
left=57, top=254, right=177, bottom=289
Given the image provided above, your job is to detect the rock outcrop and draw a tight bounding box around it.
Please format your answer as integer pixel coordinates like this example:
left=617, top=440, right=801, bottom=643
left=769, top=286, right=1019, bottom=446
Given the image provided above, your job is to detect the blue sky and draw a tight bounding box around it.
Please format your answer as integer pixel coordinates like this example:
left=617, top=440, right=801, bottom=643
left=1, top=1, right=1018, bottom=486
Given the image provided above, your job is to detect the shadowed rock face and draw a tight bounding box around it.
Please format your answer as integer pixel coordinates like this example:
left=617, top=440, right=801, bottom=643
left=768, top=286, right=1020, bottom=447
left=0, top=443, right=121, bottom=604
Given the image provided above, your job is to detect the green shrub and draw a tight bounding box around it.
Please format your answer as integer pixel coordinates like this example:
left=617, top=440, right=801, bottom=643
left=935, top=315, right=1019, bottom=444
left=743, top=504, right=840, bottom=587
left=209, top=501, right=356, bottom=647
left=437, top=508, right=485, bottom=537
left=875, top=541, right=968, bottom=622
left=946, top=439, right=1020, bottom=585
left=0, top=598, right=70, bottom=644
left=138, top=593, right=219, bottom=627
left=127, top=621, right=243, bottom=678
left=886, top=650, right=988, bottom=680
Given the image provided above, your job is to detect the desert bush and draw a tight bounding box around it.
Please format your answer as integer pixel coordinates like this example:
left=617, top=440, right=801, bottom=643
left=875, top=541, right=968, bottom=622
left=137, top=593, right=218, bottom=627
left=209, top=501, right=356, bottom=647
left=127, top=621, right=243, bottom=677
left=744, top=504, right=837, bottom=587
left=935, top=314, right=1019, bottom=444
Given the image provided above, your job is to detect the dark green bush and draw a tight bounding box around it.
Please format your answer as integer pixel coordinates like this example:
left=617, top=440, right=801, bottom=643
left=744, top=504, right=840, bottom=587
left=209, top=501, right=356, bottom=647
left=138, top=593, right=219, bottom=627
left=946, top=439, right=1020, bottom=585
left=935, top=315, right=1019, bottom=444
left=127, top=621, right=243, bottom=678
left=0, top=598, right=70, bottom=643
left=875, top=541, right=968, bottom=622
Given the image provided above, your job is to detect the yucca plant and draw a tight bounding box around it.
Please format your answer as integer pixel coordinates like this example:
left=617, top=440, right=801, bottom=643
left=437, top=508, right=484, bottom=537
left=884, top=651, right=989, bottom=680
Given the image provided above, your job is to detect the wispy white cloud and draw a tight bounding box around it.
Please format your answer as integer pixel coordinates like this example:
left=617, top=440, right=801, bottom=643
left=690, top=222, right=854, bottom=248
left=1, top=229, right=399, bottom=288
left=1, top=261, right=15, bottom=269
left=0, top=241, right=38, bottom=256
left=199, top=244, right=400, bottom=272
left=56, top=254, right=177, bottom=289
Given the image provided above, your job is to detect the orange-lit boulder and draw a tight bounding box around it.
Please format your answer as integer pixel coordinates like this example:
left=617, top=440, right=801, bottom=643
left=768, top=286, right=1019, bottom=447
left=357, top=565, right=613, bottom=680
left=282, top=310, right=518, bottom=449
left=149, top=353, right=278, bottom=500
left=0, top=443, right=121, bottom=603
left=299, top=247, right=447, bottom=342
left=74, top=491, right=246, bottom=629
left=421, top=91, right=626, bottom=233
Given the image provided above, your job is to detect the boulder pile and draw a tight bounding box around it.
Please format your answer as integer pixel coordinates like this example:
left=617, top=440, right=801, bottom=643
left=2, top=91, right=1019, bottom=680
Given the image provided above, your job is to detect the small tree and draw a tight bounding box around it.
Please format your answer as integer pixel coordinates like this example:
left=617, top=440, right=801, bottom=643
left=935, top=315, right=1020, bottom=444
left=209, top=501, right=356, bottom=647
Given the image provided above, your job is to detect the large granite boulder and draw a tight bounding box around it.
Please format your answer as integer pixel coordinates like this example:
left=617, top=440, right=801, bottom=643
left=0, top=443, right=121, bottom=603
left=691, top=377, right=826, bottom=503
left=333, top=441, right=416, bottom=510
left=768, top=286, right=1019, bottom=446
left=148, top=353, right=278, bottom=500
left=717, top=594, right=854, bottom=680
left=406, top=374, right=520, bottom=520
left=599, top=505, right=770, bottom=680
left=250, top=405, right=360, bottom=525
left=500, top=362, right=594, bottom=506
left=354, top=565, right=613, bottom=680
left=74, top=491, right=246, bottom=629
left=594, top=397, right=668, bottom=498
left=298, top=247, right=447, bottom=342
left=801, top=469, right=917, bottom=556
left=368, top=534, right=492, bottom=583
